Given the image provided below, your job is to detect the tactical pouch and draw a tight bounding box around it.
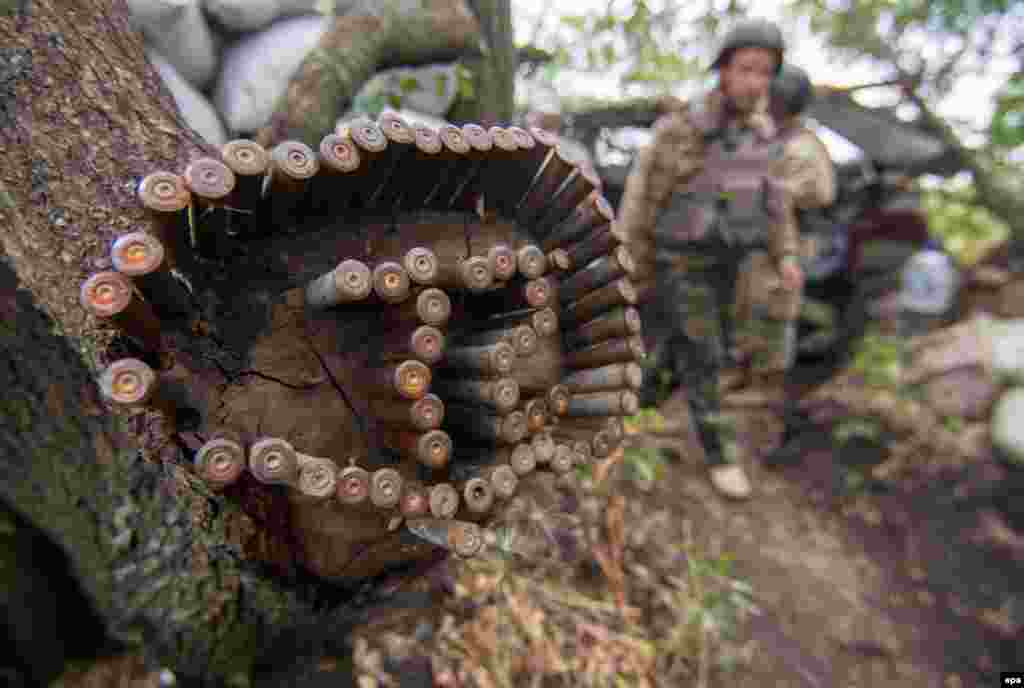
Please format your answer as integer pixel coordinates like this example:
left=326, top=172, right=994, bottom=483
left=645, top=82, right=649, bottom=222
left=718, top=179, right=770, bottom=248
left=656, top=191, right=719, bottom=247
left=798, top=208, right=846, bottom=281
left=747, top=250, right=801, bottom=321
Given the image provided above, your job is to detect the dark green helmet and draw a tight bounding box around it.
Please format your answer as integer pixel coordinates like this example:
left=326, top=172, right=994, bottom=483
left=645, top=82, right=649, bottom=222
left=772, top=63, right=813, bottom=116
left=710, top=18, right=785, bottom=74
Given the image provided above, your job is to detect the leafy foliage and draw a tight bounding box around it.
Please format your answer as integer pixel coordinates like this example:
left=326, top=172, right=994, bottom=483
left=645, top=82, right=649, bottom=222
left=625, top=408, right=670, bottom=433
left=683, top=551, right=757, bottom=643
left=898, top=0, right=1016, bottom=34
left=784, top=0, right=1024, bottom=238
left=849, top=330, right=906, bottom=387
left=990, top=73, right=1024, bottom=149
left=455, top=63, right=476, bottom=101
left=922, top=182, right=1010, bottom=264
left=621, top=446, right=667, bottom=488
left=516, top=0, right=750, bottom=102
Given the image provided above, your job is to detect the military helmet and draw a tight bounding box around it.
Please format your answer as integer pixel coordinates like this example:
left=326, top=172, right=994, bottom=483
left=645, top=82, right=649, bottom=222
left=772, top=63, right=814, bottom=116
left=710, top=18, right=785, bottom=74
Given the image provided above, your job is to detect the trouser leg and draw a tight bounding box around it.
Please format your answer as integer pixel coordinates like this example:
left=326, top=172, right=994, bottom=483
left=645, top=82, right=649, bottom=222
left=667, top=260, right=736, bottom=467
left=637, top=282, right=678, bottom=407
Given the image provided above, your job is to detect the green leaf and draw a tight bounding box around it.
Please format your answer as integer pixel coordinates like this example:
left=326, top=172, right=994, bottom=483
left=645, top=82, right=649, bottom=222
left=434, top=73, right=449, bottom=98
left=594, top=13, right=618, bottom=33
left=352, top=92, right=389, bottom=117
left=623, top=446, right=667, bottom=485
left=398, top=76, right=420, bottom=93
left=990, top=75, right=1024, bottom=148
left=922, top=185, right=1010, bottom=264
left=454, top=64, right=475, bottom=100
left=844, top=469, right=865, bottom=491
left=623, top=11, right=647, bottom=36
left=601, top=42, right=617, bottom=66
left=553, top=46, right=571, bottom=67
left=560, top=14, right=587, bottom=31
left=622, top=68, right=660, bottom=83
left=687, top=607, right=705, bottom=627
left=833, top=419, right=881, bottom=445
left=943, top=415, right=965, bottom=433
left=731, top=580, right=754, bottom=597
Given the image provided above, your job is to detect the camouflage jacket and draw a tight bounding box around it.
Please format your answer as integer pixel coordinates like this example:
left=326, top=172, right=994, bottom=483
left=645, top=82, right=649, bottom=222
left=777, top=119, right=835, bottom=211
left=620, top=89, right=801, bottom=281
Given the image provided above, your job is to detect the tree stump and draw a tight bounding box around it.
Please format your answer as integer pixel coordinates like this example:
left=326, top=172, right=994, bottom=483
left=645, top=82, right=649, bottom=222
left=0, top=5, right=644, bottom=680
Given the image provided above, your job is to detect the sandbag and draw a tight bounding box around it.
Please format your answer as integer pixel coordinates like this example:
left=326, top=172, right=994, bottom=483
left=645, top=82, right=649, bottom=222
left=992, top=387, right=1024, bottom=465
left=148, top=50, right=228, bottom=147
left=991, top=319, right=1024, bottom=385
left=922, top=366, right=999, bottom=421
left=213, top=15, right=330, bottom=134
left=128, top=0, right=219, bottom=90
left=204, top=0, right=321, bottom=33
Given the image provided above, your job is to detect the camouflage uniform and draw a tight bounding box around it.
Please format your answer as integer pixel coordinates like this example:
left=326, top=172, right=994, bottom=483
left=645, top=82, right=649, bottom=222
left=734, top=121, right=836, bottom=373
left=619, top=89, right=799, bottom=466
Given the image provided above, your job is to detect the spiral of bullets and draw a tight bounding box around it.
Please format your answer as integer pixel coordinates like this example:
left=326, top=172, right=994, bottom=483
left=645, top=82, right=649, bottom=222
left=82, top=114, right=645, bottom=580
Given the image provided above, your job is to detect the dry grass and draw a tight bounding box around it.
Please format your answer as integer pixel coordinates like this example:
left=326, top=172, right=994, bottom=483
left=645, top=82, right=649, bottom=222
left=52, top=654, right=165, bottom=688
left=352, top=446, right=759, bottom=688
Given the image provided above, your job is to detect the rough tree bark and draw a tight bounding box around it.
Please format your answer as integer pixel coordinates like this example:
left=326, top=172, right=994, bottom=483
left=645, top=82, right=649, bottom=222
left=0, top=2, right=621, bottom=687
left=0, top=227, right=424, bottom=687
left=258, top=0, right=483, bottom=147
left=448, top=0, right=515, bottom=125
left=0, top=1, right=465, bottom=685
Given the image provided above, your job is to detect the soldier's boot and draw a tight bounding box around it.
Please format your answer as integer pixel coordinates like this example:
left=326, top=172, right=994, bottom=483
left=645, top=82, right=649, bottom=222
left=709, top=463, right=753, bottom=500
left=719, top=366, right=747, bottom=393
left=724, top=370, right=787, bottom=407
left=720, top=343, right=752, bottom=394
left=702, top=421, right=752, bottom=500
left=754, top=370, right=788, bottom=405
left=764, top=396, right=815, bottom=469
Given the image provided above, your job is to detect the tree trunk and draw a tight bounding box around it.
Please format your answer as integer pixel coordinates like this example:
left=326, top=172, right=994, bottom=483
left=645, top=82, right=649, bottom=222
left=258, top=0, right=483, bottom=147
left=0, top=9, right=403, bottom=683
left=0, top=250, right=435, bottom=686
left=0, top=2, right=636, bottom=685
left=448, top=0, right=515, bottom=125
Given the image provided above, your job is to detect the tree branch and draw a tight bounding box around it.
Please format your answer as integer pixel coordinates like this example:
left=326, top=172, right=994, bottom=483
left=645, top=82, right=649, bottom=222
left=930, top=40, right=972, bottom=94
left=900, top=76, right=1024, bottom=239
left=851, top=33, right=1024, bottom=239
left=258, top=0, right=482, bottom=146
left=517, top=44, right=556, bottom=68
left=453, top=0, right=515, bottom=124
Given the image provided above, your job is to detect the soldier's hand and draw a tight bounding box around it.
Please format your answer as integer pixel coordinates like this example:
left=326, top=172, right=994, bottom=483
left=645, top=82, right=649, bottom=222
left=780, top=259, right=804, bottom=291
left=656, top=94, right=686, bottom=115
left=677, top=156, right=704, bottom=179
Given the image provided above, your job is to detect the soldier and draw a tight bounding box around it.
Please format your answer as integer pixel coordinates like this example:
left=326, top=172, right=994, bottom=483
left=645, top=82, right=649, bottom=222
left=619, top=18, right=801, bottom=500
left=732, top=63, right=837, bottom=399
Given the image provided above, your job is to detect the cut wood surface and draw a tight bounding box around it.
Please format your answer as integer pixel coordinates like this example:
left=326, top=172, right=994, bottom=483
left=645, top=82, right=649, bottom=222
left=0, top=3, right=640, bottom=682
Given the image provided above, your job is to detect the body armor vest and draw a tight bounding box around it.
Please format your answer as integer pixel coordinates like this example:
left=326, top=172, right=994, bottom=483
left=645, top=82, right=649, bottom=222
left=656, top=124, right=786, bottom=252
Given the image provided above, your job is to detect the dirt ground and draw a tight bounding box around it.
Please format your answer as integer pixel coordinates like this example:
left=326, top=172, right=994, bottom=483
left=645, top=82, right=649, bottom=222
left=643, top=390, right=951, bottom=688
left=56, top=385, right=1021, bottom=688
left=641, top=385, right=1022, bottom=688
left=331, top=383, right=1015, bottom=688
